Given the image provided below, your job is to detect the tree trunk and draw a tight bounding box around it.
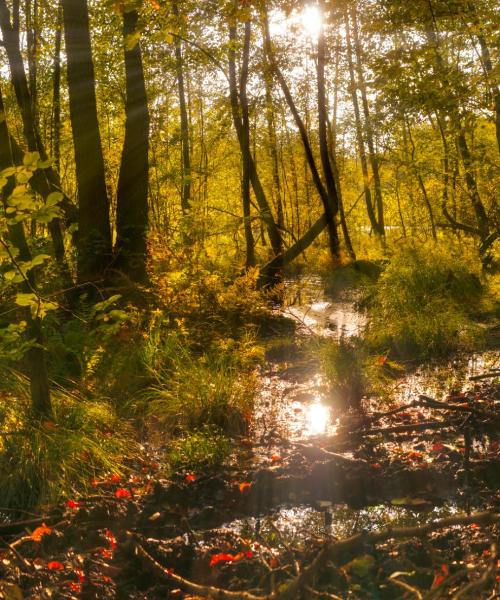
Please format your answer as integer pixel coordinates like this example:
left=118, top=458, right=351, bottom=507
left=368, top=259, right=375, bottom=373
left=115, top=9, right=149, bottom=283
left=351, top=3, right=384, bottom=234
left=172, top=1, right=191, bottom=214
left=228, top=18, right=282, bottom=265
left=344, top=10, right=381, bottom=237
left=52, top=2, right=62, bottom=173
left=62, top=0, right=112, bottom=283
left=317, top=0, right=340, bottom=259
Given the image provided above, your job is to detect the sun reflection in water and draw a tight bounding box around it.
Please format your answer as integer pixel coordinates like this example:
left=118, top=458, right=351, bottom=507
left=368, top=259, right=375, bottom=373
left=306, top=401, right=329, bottom=436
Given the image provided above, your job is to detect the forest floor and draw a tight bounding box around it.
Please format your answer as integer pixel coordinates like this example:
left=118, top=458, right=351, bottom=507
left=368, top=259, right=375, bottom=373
left=0, top=278, right=499, bottom=600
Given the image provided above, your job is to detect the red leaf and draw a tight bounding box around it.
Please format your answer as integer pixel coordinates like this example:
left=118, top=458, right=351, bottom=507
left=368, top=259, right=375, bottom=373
left=370, top=463, right=381, bottom=470
left=239, top=482, right=252, bottom=493
left=432, top=442, right=445, bottom=453
left=105, top=529, right=117, bottom=549
left=98, top=548, right=113, bottom=559
left=271, top=455, right=282, bottom=463
left=377, top=355, right=388, bottom=365
left=31, top=523, right=52, bottom=542
left=67, top=582, right=81, bottom=592
left=65, top=499, right=81, bottom=509
left=210, top=552, right=236, bottom=567
left=185, top=473, right=196, bottom=483
left=48, top=561, right=64, bottom=570
left=74, top=568, right=86, bottom=582
left=470, top=523, right=480, bottom=529
left=111, top=474, right=121, bottom=483
left=114, top=487, right=131, bottom=498
left=269, top=557, right=280, bottom=569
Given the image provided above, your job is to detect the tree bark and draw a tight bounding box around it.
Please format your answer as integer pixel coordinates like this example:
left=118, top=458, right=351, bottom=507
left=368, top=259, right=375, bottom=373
left=317, top=0, right=340, bottom=259
left=115, top=9, right=149, bottom=283
left=228, top=18, right=282, bottom=265
left=351, top=3, right=384, bottom=234
left=62, top=0, right=112, bottom=283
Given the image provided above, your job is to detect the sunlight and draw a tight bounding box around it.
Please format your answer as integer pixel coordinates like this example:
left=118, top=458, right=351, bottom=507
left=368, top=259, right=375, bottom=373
left=306, top=401, right=329, bottom=436
left=300, top=5, right=322, bottom=40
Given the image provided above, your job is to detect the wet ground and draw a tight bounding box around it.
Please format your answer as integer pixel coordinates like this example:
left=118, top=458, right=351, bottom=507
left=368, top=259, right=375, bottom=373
left=1, top=276, right=498, bottom=599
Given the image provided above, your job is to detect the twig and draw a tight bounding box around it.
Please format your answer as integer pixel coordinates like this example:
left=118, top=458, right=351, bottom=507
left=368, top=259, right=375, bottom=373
left=388, top=575, right=423, bottom=600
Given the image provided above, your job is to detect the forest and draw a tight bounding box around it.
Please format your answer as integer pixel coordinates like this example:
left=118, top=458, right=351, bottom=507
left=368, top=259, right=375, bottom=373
left=0, top=0, right=498, bottom=597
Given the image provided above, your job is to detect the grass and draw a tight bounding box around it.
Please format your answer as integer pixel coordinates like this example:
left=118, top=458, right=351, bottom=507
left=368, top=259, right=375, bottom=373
left=364, top=245, right=485, bottom=359
left=0, top=370, right=133, bottom=509
left=167, top=426, right=231, bottom=471
left=137, top=326, right=259, bottom=437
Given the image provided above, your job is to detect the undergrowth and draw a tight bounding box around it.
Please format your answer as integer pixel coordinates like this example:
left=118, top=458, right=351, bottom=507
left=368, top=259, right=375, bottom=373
left=0, top=371, right=132, bottom=509
left=364, top=245, right=485, bottom=359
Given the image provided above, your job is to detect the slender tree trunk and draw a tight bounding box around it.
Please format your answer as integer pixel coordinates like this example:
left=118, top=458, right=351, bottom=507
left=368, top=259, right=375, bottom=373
left=239, top=19, right=256, bottom=268
left=405, top=118, right=437, bottom=241
left=345, top=11, right=381, bottom=237
left=172, top=2, right=191, bottom=214
left=317, top=0, right=340, bottom=259
left=62, top=0, right=112, bottom=283
left=0, top=87, right=51, bottom=417
left=351, top=3, right=384, bottom=234
left=52, top=2, right=62, bottom=173
left=228, top=18, right=282, bottom=267
left=115, top=9, right=149, bottom=283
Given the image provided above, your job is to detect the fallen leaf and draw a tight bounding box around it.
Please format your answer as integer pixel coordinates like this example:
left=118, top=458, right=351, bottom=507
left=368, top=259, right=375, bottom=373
left=65, top=499, right=81, bottom=509
left=114, top=488, right=131, bottom=498
left=31, top=523, right=51, bottom=542
left=67, top=582, right=81, bottom=592
left=47, top=561, right=64, bottom=570
left=270, top=455, right=282, bottom=463
left=239, top=482, right=252, bottom=493
left=185, top=473, right=196, bottom=483
left=111, top=474, right=121, bottom=483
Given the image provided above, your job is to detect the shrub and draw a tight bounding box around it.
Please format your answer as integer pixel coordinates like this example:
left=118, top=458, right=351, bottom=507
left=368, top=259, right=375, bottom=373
left=138, top=328, right=259, bottom=437
left=365, top=245, right=484, bottom=359
left=167, top=426, right=231, bottom=470
left=0, top=371, right=133, bottom=509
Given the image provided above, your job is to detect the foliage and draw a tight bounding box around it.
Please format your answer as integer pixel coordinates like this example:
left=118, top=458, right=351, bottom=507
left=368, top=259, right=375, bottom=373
left=167, top=426, right=231, bottom=471
left=0, top=371, right=133, bottom=509
left=138, top=327, right=259, bottom=437
left=365, top=245, right=485, bottom=359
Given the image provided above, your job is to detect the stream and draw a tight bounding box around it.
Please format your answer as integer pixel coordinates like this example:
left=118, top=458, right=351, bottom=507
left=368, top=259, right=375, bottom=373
left=222, top=275, right=499, bottom=540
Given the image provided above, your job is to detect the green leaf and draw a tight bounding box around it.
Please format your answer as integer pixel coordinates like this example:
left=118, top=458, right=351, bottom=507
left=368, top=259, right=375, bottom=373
left=46, top=191, right=63, bottom=207
left=15, top=292, right=38, bottom=307
left=22, top=151, right=40, bottom=168
left=31, top=253, right=51, bottom=267
left=124, top=31, right=140, bottom=51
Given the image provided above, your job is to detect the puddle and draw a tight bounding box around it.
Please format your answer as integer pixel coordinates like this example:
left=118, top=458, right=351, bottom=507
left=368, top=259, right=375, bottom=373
left=223, top=502, right=460, bottom=543
left=253, top=276, right=498, bottom=444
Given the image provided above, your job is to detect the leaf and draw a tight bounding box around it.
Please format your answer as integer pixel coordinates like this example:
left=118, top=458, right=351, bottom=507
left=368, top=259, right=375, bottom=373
left=47, top=561, right=64, bottom=570
left=343, top=554, right=376, bottom=578
left=22, top=151, right=40, bottom=168
left=185, top=473, right=196, bottom=483
left=114, top=487, right=131, bottom=498
left=391, top=497, right=431, bottom=506
left=65, top=499, right=81, bottom=509
left=46, top=191, right=63, bottom=207
left=15, top=293, right=38, bottom=308
left=31, top=523, right=51, bottom=542
left=31, top=253, right=51, bottom=267
left=209, top=551, right=253, bottom=567
left=104, top=529, right=117, bottom=549
left=239, top=482, right=252, bottom=493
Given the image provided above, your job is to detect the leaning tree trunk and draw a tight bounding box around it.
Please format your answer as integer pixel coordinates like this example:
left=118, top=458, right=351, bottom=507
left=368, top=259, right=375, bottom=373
left=62, top=0, right=112, bottom=284
left=115, top=8, right=149, bottom=283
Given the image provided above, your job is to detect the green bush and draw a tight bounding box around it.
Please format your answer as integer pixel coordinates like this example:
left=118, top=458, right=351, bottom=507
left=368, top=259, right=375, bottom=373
left=138, top=328, right=259, bottom=436
left=167, top=426, right=231, bottom=470
left=0, top=371, right=133, bottom=509
left=365, top=245, right=484, bottom=359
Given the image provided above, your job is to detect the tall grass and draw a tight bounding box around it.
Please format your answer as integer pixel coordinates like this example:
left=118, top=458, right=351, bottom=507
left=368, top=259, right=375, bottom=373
left=138, top=328, right=259, bottom=437
left=365, top=245, right=484, bottom=359
left=0, top=371, right=133, bottom=509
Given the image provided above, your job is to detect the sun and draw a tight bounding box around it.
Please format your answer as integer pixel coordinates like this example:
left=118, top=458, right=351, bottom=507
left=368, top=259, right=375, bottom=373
left=301, top=4, right=322, bottom=40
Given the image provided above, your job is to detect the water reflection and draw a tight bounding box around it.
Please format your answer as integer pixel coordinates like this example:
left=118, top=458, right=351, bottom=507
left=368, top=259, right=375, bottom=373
left=306, top=401, right=330, bottom=436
